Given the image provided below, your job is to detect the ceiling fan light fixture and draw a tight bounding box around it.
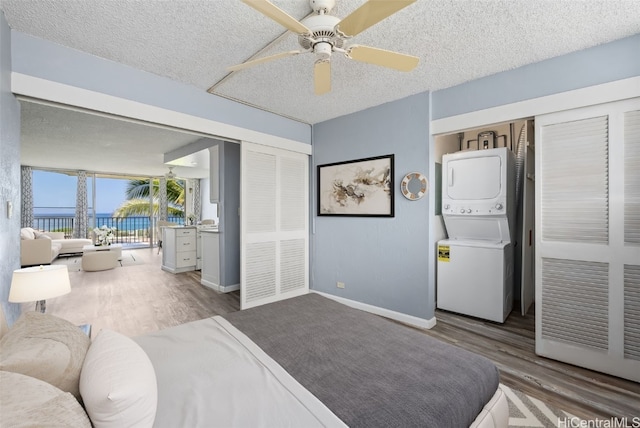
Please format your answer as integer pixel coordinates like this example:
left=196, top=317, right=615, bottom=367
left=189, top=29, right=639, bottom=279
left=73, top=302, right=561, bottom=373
left=166, top=166, right=176, bottom=179
left=314, top=41, right=333, bottom=60
left=298, top=14, right=342, bottom=50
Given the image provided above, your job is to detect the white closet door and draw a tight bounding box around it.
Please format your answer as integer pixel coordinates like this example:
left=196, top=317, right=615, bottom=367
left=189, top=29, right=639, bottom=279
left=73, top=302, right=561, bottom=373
left=535, top=97, right=640, bottom=382
left=520, top=120, right=535, bottom=316
left=624, top=109, right=640, bottom=361
left=240, top=142, right=309, bottom=310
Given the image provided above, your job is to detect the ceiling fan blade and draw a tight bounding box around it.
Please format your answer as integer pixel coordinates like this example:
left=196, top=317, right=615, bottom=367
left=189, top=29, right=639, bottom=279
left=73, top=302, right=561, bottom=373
left=314, top=60, right=331, bottom=95
left=336, top=0, right=416, bottom=37
left=347, top=45, right=419, bottom=71
left=242, top=0, right=311, bottom=34
left=227, top=50, right=301, bottom=72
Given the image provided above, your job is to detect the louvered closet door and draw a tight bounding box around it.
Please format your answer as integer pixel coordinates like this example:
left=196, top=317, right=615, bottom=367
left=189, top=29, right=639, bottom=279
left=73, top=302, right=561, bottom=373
left=240, top=142, right=309, bottom=310
left=535, top=97, right=640, bottom=382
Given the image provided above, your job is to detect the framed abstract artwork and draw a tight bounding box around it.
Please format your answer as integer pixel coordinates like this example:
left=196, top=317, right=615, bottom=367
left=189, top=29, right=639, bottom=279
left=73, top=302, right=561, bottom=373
left=317, top=154, right=394, bottom=217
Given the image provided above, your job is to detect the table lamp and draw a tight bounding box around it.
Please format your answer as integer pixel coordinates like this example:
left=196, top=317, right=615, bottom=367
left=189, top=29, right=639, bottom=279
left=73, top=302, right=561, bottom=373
left=8, top=265, right=71, bottom=313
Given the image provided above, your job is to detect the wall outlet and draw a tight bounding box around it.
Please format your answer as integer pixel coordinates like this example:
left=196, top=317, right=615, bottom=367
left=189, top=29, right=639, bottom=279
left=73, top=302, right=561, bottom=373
left=337, top=281, right=345, bottom=289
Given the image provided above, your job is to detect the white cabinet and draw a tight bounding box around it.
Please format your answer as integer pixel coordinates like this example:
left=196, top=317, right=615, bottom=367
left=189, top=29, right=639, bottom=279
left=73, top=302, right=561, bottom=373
left=200, top=231, right=220, bottom=288
left=161, top=227, right=197, bottom=274
left=200, top=230, right=239, bottom=293
left=196, top=225, right=217, bottom=270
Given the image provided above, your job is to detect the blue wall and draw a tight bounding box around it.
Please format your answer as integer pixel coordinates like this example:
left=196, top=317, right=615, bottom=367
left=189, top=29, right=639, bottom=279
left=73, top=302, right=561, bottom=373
left=432, top=34, right=640, bottom=119
left=311, top=93, right=432, bottom=320
left=11, top=32, right=312, bottom=145
left=0, top=11, right=22, bottom=325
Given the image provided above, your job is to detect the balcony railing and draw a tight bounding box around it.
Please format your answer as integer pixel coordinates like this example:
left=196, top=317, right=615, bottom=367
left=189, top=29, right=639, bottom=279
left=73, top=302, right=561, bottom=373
left=35, top=216, right=75, bottom=238
left=33, top=215, right=184, bottom=246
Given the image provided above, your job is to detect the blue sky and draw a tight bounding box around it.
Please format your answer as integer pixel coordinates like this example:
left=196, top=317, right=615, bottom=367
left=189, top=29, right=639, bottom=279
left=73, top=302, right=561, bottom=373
left=33, top=170, right=129, bottom=214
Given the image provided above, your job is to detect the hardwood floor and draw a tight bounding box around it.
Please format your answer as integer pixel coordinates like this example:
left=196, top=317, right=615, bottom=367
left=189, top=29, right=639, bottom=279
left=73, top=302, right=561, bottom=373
left=46, top=248, right=239, bottom=338
left=46, top=248, right=638, bottom=422
left=415, top=310, right=640, bottom=421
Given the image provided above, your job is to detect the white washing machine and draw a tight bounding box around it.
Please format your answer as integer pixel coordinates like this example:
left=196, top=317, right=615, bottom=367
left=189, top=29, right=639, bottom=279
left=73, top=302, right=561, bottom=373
left=437, top=147, right=516, bottom=323
left=437, top=239, right=514, bottom=323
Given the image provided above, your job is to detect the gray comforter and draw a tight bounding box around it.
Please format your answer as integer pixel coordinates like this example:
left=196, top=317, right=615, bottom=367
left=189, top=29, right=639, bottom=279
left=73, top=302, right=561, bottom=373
left=224, top=293, right=499, bottom=428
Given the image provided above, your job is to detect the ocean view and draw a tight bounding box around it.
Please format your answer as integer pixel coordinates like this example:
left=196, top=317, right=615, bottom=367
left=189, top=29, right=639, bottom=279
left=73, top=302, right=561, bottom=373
left=34, top=213, right=182, bottom=232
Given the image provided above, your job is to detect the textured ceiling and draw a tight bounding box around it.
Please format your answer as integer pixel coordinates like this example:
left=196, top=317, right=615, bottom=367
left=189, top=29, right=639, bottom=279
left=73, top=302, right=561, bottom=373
left=2, top=0, right=640, bottom=176
left=19, top=101, right=211, bottom=178
left=3, top=0, right=640, bottom=124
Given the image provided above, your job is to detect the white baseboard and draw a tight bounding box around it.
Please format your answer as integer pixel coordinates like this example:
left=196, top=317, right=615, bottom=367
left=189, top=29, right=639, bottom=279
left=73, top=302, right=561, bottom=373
left=311, top=291, right=437, bottom=330
left=161, top=265, right=195, bottom=274
left=201, top=279, right=239, bottom=293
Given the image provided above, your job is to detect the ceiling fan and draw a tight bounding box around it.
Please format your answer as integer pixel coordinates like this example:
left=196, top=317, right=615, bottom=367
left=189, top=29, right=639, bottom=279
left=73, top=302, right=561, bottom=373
left=228, top=0, right=419, bottom=95
left=165, top=167, right=176, bottom=180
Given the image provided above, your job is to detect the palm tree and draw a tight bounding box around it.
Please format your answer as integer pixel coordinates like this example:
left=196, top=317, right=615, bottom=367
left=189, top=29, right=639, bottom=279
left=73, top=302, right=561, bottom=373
left=113, top=178, right=185, bottom=217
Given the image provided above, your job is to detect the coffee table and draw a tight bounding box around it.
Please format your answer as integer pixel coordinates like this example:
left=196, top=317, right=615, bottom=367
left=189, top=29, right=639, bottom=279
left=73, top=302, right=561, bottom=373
left=82, top=243, right=123, bottom=260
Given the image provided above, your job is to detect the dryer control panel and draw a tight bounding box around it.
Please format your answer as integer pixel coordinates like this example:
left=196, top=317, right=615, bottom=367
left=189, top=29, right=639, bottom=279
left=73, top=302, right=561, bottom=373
left=442, top=201, right=507, bottom=216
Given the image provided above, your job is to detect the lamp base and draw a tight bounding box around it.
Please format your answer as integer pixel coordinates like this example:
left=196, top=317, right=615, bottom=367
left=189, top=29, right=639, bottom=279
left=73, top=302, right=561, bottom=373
left=35, top=300, right=46, bottom=313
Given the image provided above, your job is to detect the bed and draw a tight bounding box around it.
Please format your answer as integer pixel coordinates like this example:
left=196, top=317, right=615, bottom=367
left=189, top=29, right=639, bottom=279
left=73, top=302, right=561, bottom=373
left=136, top=293, right=508, bottom=428
left=0, top=293, right=508, bottom=427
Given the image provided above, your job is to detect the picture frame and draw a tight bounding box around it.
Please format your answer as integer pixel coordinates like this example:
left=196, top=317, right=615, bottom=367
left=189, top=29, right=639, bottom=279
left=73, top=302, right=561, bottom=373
left=317, top=154, right=394, bottom=217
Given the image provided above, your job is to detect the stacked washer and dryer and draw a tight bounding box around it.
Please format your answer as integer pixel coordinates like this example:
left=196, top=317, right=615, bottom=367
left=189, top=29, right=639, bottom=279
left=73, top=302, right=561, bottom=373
left=437, top=147, right=516, bottom=323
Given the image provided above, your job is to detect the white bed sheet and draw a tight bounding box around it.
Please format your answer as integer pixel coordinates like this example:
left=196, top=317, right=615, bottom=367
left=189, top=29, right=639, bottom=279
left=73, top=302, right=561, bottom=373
left=135, top=316, right=346, bottom=428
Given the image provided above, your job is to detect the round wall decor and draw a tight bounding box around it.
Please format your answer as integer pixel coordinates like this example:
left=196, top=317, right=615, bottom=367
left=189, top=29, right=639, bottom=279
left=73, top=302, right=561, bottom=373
left=401, top=172, right=428, bottom=200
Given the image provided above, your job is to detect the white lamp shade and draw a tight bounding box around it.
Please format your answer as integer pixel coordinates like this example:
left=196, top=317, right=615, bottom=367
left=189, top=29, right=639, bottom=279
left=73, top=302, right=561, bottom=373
left=9, top=265, right=71, bottom=303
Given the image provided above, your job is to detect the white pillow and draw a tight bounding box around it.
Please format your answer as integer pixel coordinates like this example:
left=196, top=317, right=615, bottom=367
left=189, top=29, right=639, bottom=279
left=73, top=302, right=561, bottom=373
left=0, top=371, right=91, bottom=427
left=80, top=329, right=157, bottom=428
left=0, top=312, right=91, bottom=399
left=20, top=227, right=35, bottom=240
